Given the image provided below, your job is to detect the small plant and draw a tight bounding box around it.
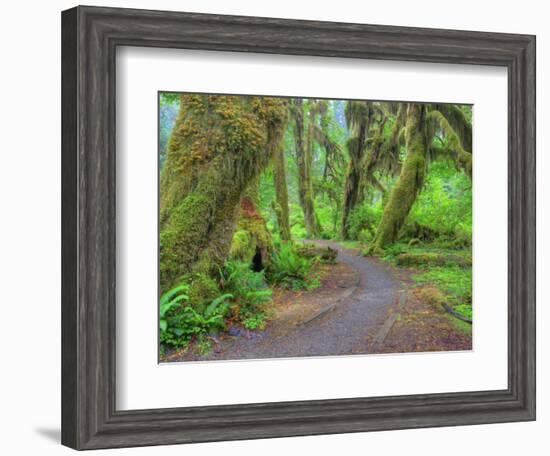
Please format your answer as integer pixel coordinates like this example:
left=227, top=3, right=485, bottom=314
left=159, top=283, right=190, bottom=345
left=196, top=335, right=213, bottom=356
left=347, top=201, right=381, bottom=241
left=182, top=293, right=233, bottom=334
left=159, top=282, right=233, bottom=350
left=267, top=242, right=318, bottom=290
left=243, top=315, right=266, bottom=330
left=220, top=260, right=272, bottom=323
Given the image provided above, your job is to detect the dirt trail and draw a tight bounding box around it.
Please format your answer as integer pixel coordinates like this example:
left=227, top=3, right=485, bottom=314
left=176, top=241, right=399, bottom=362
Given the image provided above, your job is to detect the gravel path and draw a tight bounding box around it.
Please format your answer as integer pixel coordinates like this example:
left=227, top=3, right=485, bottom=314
left=178, top=241, right=398, bottom=361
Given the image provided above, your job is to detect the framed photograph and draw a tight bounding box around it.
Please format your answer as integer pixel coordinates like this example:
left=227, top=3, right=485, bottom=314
left=61, top=5, right=535, bottom=450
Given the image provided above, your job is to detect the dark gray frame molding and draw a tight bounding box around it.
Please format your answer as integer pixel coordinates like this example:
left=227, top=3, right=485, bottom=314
left=61, top=5, right=536, bottom=450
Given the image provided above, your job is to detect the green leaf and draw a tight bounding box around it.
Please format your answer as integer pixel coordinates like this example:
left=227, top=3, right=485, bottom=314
left=204, top=293, right=233, bottom=318
left=160, top=284, right=190, bottom=307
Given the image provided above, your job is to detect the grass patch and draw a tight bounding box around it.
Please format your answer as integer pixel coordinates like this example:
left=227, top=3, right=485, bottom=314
left=412, top=265, right=472, bottom=320
left=444, top=313, right=473, bottom=335
left=379, top=243, right=472, bottom=322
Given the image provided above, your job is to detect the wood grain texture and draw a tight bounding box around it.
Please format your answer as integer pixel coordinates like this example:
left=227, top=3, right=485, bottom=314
left=61, top=5, right=536, bottom=450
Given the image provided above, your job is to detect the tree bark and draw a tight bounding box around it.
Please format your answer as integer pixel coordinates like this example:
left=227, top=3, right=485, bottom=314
left=159, top=94, right=287, bottom=297
left=230, top=177, right=273, bottom=269
left=341, top=102, right=370, bottom=239
left=271, top=134, right=291, bottom=241
left=292, top=99, right=320, bottom=238
left=369, top=103, right=427, bottom=251
left=341, top=136, right=366, bottom=238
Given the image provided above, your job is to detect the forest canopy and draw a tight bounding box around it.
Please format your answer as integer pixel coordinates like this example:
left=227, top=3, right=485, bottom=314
left=158, top=92, right=472, bottom=359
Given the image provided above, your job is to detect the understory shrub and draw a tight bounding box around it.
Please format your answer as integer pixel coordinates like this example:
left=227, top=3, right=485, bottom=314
left=160, top=285, right=233, bottom=349
left=406, top=161, right=472, bottom=246
left=267, top=242, right=318, bottom=290
left=347, top=201, right=382, bottom=242
left=220, top=260, right=272, bottom=325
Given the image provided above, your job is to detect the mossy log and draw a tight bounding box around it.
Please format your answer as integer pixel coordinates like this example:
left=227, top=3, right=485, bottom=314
left=159, top=94, right=287, bottom=295
left=395, top=252, right=472, bottom=268
left=296, top=244, right=338, bottom=263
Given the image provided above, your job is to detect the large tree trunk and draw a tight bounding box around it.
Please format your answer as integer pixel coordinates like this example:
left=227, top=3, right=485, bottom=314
left=159, top=94, right=287, bottom=302
left=230, top=177, right=273, bottom=270
left=341, top=112, right=368, bottom=239
left=293, top=99, right=321, bottom=238
left=369, top=103, right=427, bottom=251
left=271, top=134, right=291, bottom=241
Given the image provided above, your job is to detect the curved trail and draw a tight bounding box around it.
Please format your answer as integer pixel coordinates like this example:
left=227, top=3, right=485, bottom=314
left=183, top=241, right=398, bottom=361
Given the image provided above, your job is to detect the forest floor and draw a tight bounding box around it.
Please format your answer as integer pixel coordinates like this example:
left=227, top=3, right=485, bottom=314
left=166, top=241, right=471, bottom=363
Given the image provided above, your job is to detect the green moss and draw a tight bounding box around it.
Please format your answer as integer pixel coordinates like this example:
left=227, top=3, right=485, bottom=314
left=368, top=103, right=427, bottom=252
left=427, top=109, right=472, bottom=179
left=293, top=98, right=322, bottom=238
left=161, top=95, right=287, bottom=205
left=230, top=191, right=273, bottom=267
left=229, top=230, right=255, bottom=262
left=186, top=273, right=220, bottom=313
left=395, top=252, right=472, bottom=268
left=159, top=95, right=288, bottom=294
left=412, top=264, right=472, bottom=322
left=272, top=133, right=291, bottom=240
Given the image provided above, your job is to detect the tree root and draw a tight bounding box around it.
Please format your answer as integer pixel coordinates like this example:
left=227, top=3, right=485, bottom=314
left=441, top=302, right=472, bottom=324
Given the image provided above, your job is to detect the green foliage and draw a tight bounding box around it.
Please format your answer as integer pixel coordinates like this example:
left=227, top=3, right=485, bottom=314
left=160, top=284, right=233, bottom=349
left=407, top=161, right=472, bottom=246
left=160, top=260, right=275, bottom=351
left=220, top=260, right=272, bottom=323
left=159, top=284, right=189, bottom=334
left=267, top=242, right=318, bottom=290
left=347, top=200, right=383, bottom=242
left=373, top=242, right=407, bottom=260
left=229, top=230, right=254, bottom=260
left=412, top=265, right=472, bottom=320
left=289, top=203, right=307, bottom=239
left=243, top=315, right=266, bottom=330
left=314, top=201, right=338, bottom=239
left=395, top=252, right=471, bottom=268
left=158, top=94, right=474, bottom=354
left=196, top=335, right=213, bottom=356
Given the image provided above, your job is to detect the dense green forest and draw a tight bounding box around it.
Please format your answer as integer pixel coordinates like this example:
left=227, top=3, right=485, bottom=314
left=159, top=93, right=472, bottom=359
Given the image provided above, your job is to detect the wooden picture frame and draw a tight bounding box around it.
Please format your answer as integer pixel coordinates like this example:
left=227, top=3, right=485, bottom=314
left=61, top=5, right=536, bottom=450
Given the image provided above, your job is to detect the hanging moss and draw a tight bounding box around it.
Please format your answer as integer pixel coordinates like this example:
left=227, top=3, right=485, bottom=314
left=342, top=101, right=407, bottom=240
left=427, top=110, right=472, bottom=179
left=292, top=99, right=322, bottom=238
left=159, top=95, right=288, bottom=296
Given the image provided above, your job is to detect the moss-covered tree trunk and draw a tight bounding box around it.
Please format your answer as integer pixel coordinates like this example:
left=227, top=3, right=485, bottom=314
left=230, top=177, right=273, bottom=269
left=341, top=127, right=368, bottom=238
left=271, top=135, right=291, bottom=241
left=293, top=99, right=321, bottom=238
left=159, top=94, right=287, bottom=299
left=369, top=103, right=427, bottom=251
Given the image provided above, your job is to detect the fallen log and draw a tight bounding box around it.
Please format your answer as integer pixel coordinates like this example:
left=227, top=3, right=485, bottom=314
left=297, top=244, right=338, bottom=263
left=395, top=252, right=471, bottom=268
